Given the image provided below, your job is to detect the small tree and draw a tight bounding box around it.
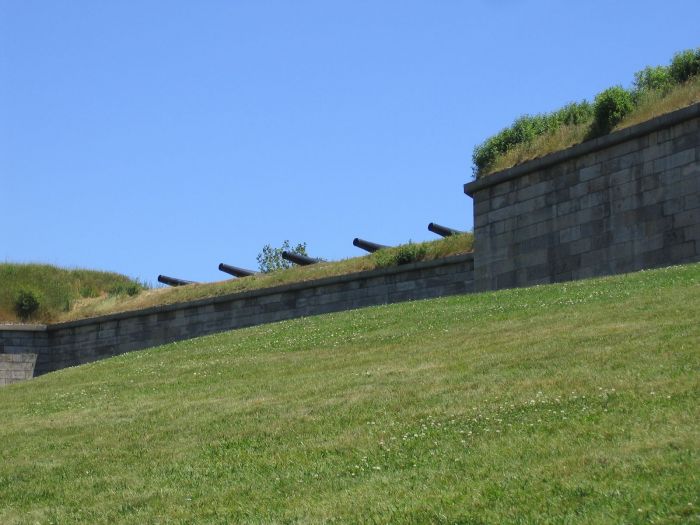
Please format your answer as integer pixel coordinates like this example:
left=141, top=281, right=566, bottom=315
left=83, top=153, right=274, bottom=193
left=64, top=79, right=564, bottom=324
left=256, top=240, right=308, bottom=273
left=14, top=289, right=41, bottom=320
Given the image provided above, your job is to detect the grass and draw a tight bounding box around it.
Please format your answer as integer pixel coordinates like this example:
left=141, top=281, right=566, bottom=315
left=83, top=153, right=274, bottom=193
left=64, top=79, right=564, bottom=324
left=0, top=264, right=146, bottom=323
left=481, top=76, right=700, bottom=176
left=0, top=262, right=698, bottom=523
left=53, top=233, right=473, bottom=322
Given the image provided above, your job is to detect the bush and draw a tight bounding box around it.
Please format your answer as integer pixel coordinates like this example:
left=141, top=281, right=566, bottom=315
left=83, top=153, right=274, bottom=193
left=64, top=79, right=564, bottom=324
left=374, top=242, right=428, bottom=268
left=591, top=86, right=635, bottom=136
left=472, top=102, right=591, bottom=176
left=633, top=65, right=673, bottom=95
left=14, top=289, right=40, bottom=320
left=257, top=240, right=308, bottom=273
left=552, top=101, right=593, bottom=126
left=669, top=48, right=700, bottom=84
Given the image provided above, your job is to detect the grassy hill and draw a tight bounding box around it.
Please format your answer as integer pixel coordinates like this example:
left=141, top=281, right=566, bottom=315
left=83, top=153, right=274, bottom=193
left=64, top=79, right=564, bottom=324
left=0, top=263, right=698, bottom=523
left=0, top=264, right=146, bottom=323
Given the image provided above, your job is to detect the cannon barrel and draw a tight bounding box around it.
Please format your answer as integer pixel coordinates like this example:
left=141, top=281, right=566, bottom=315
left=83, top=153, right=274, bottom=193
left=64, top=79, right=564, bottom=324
left=218, top=263, right=257, bottom=278
left=281, top=251, right=320, bottom=266
left=157, top=274, right=196, bottom=287
left=428, top=222, right=464, bottom=238
left=352, top=237, right=389, bottom=253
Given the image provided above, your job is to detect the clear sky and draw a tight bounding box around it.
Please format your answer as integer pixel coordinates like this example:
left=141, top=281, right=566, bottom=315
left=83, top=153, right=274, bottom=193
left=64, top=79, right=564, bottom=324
left=2, top=1, right=698, bottom=284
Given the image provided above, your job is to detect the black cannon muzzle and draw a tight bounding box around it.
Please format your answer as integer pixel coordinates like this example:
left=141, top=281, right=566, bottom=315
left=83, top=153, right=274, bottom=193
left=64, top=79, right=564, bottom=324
left=352, top=237, right=389, bottom=253
left=281, top=251, right=320, bottom=266
left=157, top=275, right=196, bottom=287
left=428, top=222, right=464, bottom=238
left=218, top=263, right=257, bottom=278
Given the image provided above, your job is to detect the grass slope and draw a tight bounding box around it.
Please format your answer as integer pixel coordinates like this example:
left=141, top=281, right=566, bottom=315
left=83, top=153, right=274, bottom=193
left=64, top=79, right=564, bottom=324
left=0, top=264, right=145, bottom=323
left=482, top=76, right=700, bottom=176
left=0, top=263, right=698, bottom=523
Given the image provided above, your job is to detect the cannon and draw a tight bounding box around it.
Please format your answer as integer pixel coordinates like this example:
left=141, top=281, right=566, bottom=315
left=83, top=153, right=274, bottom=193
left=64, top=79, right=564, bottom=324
left=157, top=275, right=196, bottom=287
left=428, top=222, right=464, bottom=238
left=218, top=263, right=257, bottom=278
left=281, top=251, right=321, bottom=266
left=352, top=237, right=389, bottom=253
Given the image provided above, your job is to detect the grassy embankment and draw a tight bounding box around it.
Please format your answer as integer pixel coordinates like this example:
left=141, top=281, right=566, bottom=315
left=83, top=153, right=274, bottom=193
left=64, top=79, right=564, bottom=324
left=0, top=264, right=145, bottom=323
left=1, top=233, right=472, bottom=324
left=483, top=75, right=700, bottom=176
left=0, top=262, right=698, bottom=523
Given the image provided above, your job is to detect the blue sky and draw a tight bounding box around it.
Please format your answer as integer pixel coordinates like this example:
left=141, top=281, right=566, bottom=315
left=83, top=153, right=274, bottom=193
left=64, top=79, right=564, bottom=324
left=2, top=1, right=698, bottom=284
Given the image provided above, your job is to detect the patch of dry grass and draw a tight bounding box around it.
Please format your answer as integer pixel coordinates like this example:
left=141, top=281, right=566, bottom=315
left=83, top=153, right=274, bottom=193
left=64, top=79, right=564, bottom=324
left=617, top=74, right=700, bottom=130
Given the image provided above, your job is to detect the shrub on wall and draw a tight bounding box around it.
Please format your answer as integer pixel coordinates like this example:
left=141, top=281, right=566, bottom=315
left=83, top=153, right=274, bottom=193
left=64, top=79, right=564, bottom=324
left=669, top=48, right=700, bottom=84
left=472, top=102, right=593, bottom=175
left=633, top=65, right=673, bottom=95
left=590, top=86, right=635, bottom=136
left=256, top=241, right=308, bottom=273
left=14, top=289, right=41, bottom=320
left=374, top=242, right=428, bottom=268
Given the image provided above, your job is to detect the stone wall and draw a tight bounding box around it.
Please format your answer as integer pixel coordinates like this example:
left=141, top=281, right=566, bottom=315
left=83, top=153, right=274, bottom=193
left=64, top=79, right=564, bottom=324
left=0, top=353, right=38, bottom=386
left=0, top=253, right=474, bottom=382
left=465, top=103, right=700, bottom=291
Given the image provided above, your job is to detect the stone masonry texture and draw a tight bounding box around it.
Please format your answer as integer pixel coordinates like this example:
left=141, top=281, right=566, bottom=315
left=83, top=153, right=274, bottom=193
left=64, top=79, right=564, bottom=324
left=0, top=254, right=474, bottom=384
left=0, top=353, right=38, bottom=386
left=465, top=103, right=700, bottom=291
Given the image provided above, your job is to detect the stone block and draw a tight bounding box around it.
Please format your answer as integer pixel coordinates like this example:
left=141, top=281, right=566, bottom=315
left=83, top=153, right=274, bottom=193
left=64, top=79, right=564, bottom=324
left=610, top=167, right=635, bottom=187
left=641, top=140, right=674, bottom=162
left=568, top=237, right=592, bottom=256
left=518, top=248, right=549, bottom=268
left=685, top=193, right=700, bottom=211
left=516, top=181, right=552, bottom=201
left=642, top=187, right=666, bottom=207
left=569, top=182, right=589, bottom=199
left=559, top=225, right=581, bottom=244
left=579, top=164, right=601, bottom=181
left=556, top=199, right=581, bottom=217
left=662, top=198, right=684, bottom=216
left=579, top=191, right=606, bottom=209
left=525, top=263, right=551, bottom=281
left=672, top=131, right=700, bottom=151
left=669, top=241, right=697, bottom=261
left=495, top=271, right=517, bottom=289
left=683, top=224, right=700, bottom=245
left=674, top=209, right=700, bottom=228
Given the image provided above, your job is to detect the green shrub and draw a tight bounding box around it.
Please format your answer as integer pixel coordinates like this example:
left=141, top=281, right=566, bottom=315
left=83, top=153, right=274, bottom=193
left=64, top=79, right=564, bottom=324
left=552, top=101, right=593, bottom=126
left=669, top=48, right=700, bottom=84
left=257, top=240, right=308, bottom=273
left=394, top=243, right=427, bottom=265
left=633, top=65, right=673, bottom=95
left=591, top=86, right=634, bottom=136
left=14, top=289, right=41, bottom=320
left=374, top=242, right=428, bottom=268
left=472, top=103, right=592, bottom=176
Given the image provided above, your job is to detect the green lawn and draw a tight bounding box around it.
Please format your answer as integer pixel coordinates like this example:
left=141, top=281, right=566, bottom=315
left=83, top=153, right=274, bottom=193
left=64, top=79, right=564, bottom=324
left=1, top=263, right=698, bottom=524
